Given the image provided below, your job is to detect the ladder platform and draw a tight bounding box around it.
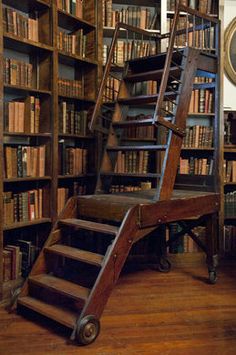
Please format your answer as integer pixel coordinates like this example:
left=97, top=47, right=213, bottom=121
left=59, top=218, right=119, bottom=235
left=44, top=244, right=104, bottom=267
left=29, top=274, right=90, bottom=302
left=18, top=296, right=77, bottom=329
left=124, top=66, right=180, bottom=83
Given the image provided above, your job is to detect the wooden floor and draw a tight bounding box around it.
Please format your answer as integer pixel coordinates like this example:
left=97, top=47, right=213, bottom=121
left=0, top=253, right=236, bottom=355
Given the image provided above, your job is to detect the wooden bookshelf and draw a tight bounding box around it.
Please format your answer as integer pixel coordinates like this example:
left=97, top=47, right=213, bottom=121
left=0, top=0, right=101, bottom=303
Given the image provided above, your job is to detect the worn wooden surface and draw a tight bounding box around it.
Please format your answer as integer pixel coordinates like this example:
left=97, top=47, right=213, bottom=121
left=1, top=254, right=236, bottom=355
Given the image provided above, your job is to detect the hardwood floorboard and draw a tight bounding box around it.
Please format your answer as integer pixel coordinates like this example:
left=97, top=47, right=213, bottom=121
left=0, top=254, right=236, bottom=355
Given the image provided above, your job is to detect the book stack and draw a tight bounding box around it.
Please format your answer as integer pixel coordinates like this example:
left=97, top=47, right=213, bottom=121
left=59, top=102, right=88, bottom=135
left=3, top=189, right=44, bottom=225
left=224, top=225, right=236, bottom=254
left=57, top=183, right=86, bottom=214
left=123, top=114, right=154, bottom=139
left=59, top=146, right=88, bottom=175
left=4, top=145, right=46, bottom=178
left=183, top=125, right=214, bottom=148
left=103, top=3, right=157, bottom=30
left=3, top=6, right=38, bottom=41
left=4, top=96, right=40, bottom=133
left=223, top=160, right=236, bottom=183
left=179, top=157, right=213, bottom=175
left=4, top=58, right=33, bottom=87
left=224, top=192, right=236, bottom=218
left=114, top=151, right=149, bottom=174
left=57, top=0, right=83, bottom=18
left=58, top=78, right=83, bottom=97
left=3, top=245, right=22, bottom=282
left=189, top=89, right=214, bottom=113
left=57, top=29, right=86, bottom=57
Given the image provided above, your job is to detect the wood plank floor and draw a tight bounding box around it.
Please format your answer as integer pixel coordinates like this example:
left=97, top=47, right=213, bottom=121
left=0, top=253, right=236, bottom=355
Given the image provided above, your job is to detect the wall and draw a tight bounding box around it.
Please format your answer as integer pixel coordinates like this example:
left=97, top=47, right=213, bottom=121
left=224, top=0, right=236, bottom=110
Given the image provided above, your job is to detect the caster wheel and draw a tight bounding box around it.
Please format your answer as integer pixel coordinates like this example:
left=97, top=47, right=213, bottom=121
left=157, top=257, right=171, bottom=273
left=209, top=270, right=217, bottom=284
left=76, top=315, right=100, bottom=345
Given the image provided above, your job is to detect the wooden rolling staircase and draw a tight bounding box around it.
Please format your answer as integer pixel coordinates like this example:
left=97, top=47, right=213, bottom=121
left=16, top=5, right=219, bottom=345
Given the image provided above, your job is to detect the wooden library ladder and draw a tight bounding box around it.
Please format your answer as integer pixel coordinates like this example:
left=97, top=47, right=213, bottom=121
left=16, top=5, right=220, bottom=346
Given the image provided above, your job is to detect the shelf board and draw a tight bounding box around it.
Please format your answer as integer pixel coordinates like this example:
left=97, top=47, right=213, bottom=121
left=4, top=132, right=52, bottom=138
left=58, top=173, right=95, bottom=179
left=224, top=145, right=236, bottom=153
left=101, top=172, right=160, bottom=178
left=58, top=93, right=95, bottom=103
left=2, top=0, right=50, bottom=12
left=181, top=147, right=214, bottom=151
left=3, top=32, right=53, bottom=54
left=58, top=9, right=96, bottom=34
left=193, top=82, right=216, bottom=90
left=3, top=218, right=52, bottom=231
left=188, top=112, right=215, bottom=117
left=58, top=51, right=98, bottom=67
left=4, top=176, right=52, bottom=183
left=4, top=84, right=51, bottom=96
left=58, top=133, right=94, bottom=139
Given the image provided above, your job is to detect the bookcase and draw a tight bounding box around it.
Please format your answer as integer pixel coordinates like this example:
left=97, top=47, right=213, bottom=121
left=0, top=0, right=101, bottom=303
left=223, top=110, right=236, bottom=255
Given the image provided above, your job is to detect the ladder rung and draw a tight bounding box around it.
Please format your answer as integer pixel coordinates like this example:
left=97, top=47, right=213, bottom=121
left=18, top=296, right=77, bottom=329
left=118, top=92, right=175, bottom=106
left=124, top=66, right=180, bottom=83
left=29, top=274, right=90, bottom=303
left=59, top=218, right=119, bottom=235
left=113, top=118, right=153, bottom=128
left=45, top=244, right=104, bottom=267
left=107, top=145, right=167, bottom=151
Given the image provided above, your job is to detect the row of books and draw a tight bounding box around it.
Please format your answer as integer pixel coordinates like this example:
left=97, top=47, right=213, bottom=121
left=4, top=96, right=40, bottom=133
left=189, top=89, right=214, bottom=114
left=167, top=0, right=216, bottom=14
left=123, top=115, right=154, bottom=139
left=3, top=6, right=38, bottom=42
left=114, top=151, right=149, bottom=174
left=110, top=182, right=152, bottom=194
left=4, top=58, right=33, bottom=88
left=224, top=160, right=236, bottom=183
left=4, top=145, right=46, bottom=179
left=179, top=157, right=213, bottom=175
left=133, top=81, right=157, bottom=96
left=103, top=41, right=157, bottom=66
left=59, top=102, right=88, bottom=135
left=58, top=78, right=82, bottom=97
left=103, top=4, right=157, bottom=30
left=194, top=77, right=214, bottom=84
left=3, top=240, right=39, bottom=281
left=3, top=189, right=44, bottom=225
left=57, top=29, right=86, bottom=57
left=168, top=17, right=215, bottom=50
left=57, top=184, right=86, bottom=214
left=59, top=146, right=87, bottom=175
left=183, top=126, right=214, bottom=148
left=224, top=225, right=236, bottom=254
left=168, top=224, right=206, bottom=253
left=57, top=0, right=83, bottom=18
left=224, top=192, right=236, bottom=218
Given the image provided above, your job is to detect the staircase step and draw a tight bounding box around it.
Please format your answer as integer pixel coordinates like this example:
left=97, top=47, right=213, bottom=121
left=59, top=218, right=119, bottom=235
left=18, top=296, right=77, bottom=329
left=124, top=66, right=180, bottom=83
left=118, top=92, right=175, bottom=106
left=29, top=274, right=90, bottom=302
left=45, top=244, right=104, bottom=267
left=113, top=118, right=153, bottom=128
left=107, top=145, right=167, bottom=151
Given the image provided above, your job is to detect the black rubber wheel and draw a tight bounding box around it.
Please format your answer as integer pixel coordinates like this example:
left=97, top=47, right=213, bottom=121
left=157, top=257, right=171, bottom=273
left=76, top=315, right=100, bottom=345
left=209, top=270, right=217, bottom=284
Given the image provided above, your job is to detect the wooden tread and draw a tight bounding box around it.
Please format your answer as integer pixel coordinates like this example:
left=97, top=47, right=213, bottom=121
left=59, top=218, right=119, bottom=235
left=18, top=296, right=77, bottom=329
left=113, top=118, right=153, bottom=128
left=107, top=145, right=167, bottom=151
left=124, top=67, right=180, bottom=83
left=118, top=92, right=176, bottom=105
left=29, top=274, right=90, bottom=302
left=45, top=244, right=104, bottom=267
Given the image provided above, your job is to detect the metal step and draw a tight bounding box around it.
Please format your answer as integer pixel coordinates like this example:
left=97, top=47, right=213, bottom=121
left=45, top=244, right=104, bottom=267
left=29, top=274, right=90, bottom=303
left=18, top=296, right=77, bottom=329
left=59, top=218, right=119, bottom=235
